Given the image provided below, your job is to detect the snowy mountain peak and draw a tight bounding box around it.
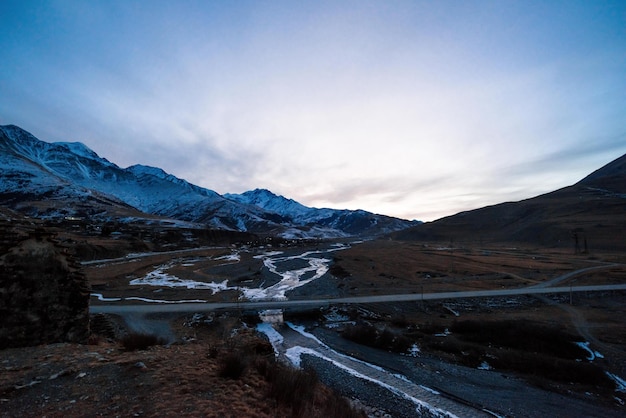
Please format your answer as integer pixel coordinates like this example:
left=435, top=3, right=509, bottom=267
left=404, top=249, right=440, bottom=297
left=230, top=188, right=301, bottom=207
left=225, top=188, right=312, bottom=219
left=57, top=141, right=104, bottom=163
left=1, top=124, right=45, bottom=155
left=127, top=164, right=180, bottom=182
left=0, top=124, right=417, bottom=237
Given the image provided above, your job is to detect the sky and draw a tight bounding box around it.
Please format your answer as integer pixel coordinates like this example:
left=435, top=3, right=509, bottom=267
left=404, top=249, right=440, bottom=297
left=1, top=1, right=625, bottom=222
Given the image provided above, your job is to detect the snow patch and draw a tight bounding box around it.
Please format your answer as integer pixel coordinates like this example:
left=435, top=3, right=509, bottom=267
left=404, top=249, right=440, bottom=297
left=575, top=341, right=604, bottom=361
left=286, top=322, right=327, bottom=347
left=407, top=343, right=420, bottom=357
left=215, top=253, right=241, bottom=262
left=435, top=328, right=451, bottom=337
left=129, top=262, right=236, bottom=294
left=284, top=345, right=458, bottom=418
left=90, top=293, right=121, bottom=302
left=124, top=297, right=207, bottom=303
left=607, top=372, right=626, bottom=392
left=240, top=250, right=336, bottom=300
left=478, top=361, right=492, bottom=370
left=253, top=251, right=283, bottom=259
left=256, top=323, right=284, bottom=357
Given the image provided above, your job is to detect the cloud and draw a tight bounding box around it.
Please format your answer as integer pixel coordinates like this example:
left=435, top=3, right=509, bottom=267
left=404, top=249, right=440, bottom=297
left=1, top=1, right=625, bottom=222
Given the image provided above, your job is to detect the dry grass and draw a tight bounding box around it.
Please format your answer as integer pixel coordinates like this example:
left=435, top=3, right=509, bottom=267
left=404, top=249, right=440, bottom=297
left=120, top=332, right=168, bottom=351
left=331, top=240, right=626, bottom=296
left=1, top=315, right=364, bottom=418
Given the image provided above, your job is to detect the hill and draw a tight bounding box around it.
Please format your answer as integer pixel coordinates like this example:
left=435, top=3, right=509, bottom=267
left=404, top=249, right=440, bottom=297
left=392, top=153, right=626, bottom=251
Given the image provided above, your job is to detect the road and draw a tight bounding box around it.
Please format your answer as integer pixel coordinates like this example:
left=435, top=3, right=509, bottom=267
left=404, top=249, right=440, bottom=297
left=88, top=259, right=626, bottom=418
left=90, top=283, right=626, bottom=314
left=81, top=246, right=224, bottom=266
left=527, top=263, right=620, bottom=288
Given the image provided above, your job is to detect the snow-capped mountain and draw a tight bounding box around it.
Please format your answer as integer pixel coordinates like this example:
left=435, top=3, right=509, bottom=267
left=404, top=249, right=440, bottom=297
left=0, top=125, right=416, bottom=237
left=226, top=189, right=418, bottom=236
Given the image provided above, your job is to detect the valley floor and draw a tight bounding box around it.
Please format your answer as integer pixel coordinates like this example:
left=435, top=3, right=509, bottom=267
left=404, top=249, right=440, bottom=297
left=4, top=239, right=626, bottom=417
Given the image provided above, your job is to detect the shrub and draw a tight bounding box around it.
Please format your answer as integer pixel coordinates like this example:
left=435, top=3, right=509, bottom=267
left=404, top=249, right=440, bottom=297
left=254, top=357, right=365, bottom=417
left=284, top=309, right=324, bottom=322
left=321, top=394, right=366, bottom=418
left=207, top=345, right=219, bottom=358
left=342, top=323, right=378, bottom=346
left=329, top=263, right=350, bottom=278
left=390, top=314, right=410, bottom=328
left=218, top=351, right=248, bottom=379
left=450, top=319, right=587, bottom=359
left=342, top=323, right=413, bottom=353
left=268, top=365, right=318, bottom=416
left=491, top=350, right=613, bottom=388
left=121, top=332, right=167, bottom=351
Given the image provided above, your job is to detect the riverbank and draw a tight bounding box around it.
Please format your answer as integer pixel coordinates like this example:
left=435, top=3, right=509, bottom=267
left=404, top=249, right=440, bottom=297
left=301, top=324, right=623, bottom=418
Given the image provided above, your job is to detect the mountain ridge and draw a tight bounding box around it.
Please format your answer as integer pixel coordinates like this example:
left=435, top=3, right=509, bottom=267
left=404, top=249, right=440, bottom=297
left=0, top=124, right=416, bottom=238
left=391, top=152, right=626, bottom=251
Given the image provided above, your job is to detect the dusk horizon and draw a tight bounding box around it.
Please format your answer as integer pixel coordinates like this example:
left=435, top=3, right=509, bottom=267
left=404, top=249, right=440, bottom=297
left=1, top=1, right=625, bottom=221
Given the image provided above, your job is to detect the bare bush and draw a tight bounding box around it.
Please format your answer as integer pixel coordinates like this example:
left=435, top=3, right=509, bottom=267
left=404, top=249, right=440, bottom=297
left=218, top=351, right=248, bottom=379
left=342, top=322, right=413, bottom=352
left=121, top=332, right=167, bottom=351
left=254, top=357, right=364, bottom=417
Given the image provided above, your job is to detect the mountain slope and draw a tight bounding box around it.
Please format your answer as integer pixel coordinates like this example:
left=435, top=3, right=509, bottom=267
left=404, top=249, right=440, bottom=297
left=226, top=189, right=418, bottom=237
left=577, top=153, right=626, bottom=194
left=0, top=125, right=297, bottom=232
left=0, top=125, right=415, bottom=237
left=0, top=125, right=146, bottom=219
left=392, top=153, right=626, bottom=251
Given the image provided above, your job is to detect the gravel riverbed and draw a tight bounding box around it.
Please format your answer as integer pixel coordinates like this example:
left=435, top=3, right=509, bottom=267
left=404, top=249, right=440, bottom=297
left=300, top=325, right=623, bottom=418
left=302, top=354, right=424, bottom=418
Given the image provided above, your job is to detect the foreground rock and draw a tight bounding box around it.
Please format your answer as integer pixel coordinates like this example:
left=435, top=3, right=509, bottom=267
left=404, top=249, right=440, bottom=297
left=0, top=227, right=90, bottom=348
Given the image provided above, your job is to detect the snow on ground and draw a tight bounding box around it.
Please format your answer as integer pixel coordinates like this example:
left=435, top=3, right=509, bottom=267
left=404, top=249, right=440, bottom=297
left=478, top=361, right=492, bottom=370
left=97, top=244, right=350, bottom=303
left=240, top=253, right=331, bottom=300
left=284, top=347, right=456, bottom=418
left=125, top=297, right=208, bottom=304
left=129, top=263, right=236, bottom=294
left=407, top=343, right=420, bottom=357
left=90, top=294, right=207, bottom=303
left=241, top=246, right=349, bottom=300
left=282, top=322, right=457, bottom=417
left=256, top=322, right=284, bottom=357
left=258, top=309, right=284, bottom=324
left=607, top=372, right=626, bottom=392
left=435, top=328, right=451, bottom=337
left=286, top=322, right=327, bottom=346
left=323, top=307, right=354, bottom=329
left=253, top=251, right=283, bottom=259
left=575, top=341, right=604, bottom=361
left=215, top=253, right=241, bottom=262
left=90, top=293, right=122, bottom=302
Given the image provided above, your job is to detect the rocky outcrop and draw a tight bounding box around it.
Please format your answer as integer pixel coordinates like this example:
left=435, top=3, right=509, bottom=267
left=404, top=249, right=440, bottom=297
left=0, top=227, right=90, bottom=348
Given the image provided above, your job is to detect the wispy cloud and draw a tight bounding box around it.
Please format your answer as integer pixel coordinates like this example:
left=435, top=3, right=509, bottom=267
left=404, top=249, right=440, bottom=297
left=1, top=1, right=624, bottom=221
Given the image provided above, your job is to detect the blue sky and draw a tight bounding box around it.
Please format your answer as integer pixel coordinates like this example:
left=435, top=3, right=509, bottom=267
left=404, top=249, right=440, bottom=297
left=1, top=1, right=625, bottom=221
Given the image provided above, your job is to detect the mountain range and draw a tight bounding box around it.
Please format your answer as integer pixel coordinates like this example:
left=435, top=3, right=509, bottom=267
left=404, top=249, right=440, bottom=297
left=0, top=124, right=417, bottom=238
left=392, top=153, right=626, bottom=251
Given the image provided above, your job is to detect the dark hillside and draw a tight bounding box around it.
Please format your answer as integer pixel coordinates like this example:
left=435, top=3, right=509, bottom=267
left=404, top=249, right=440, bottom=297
left=392, top=153, right=626, bottom=251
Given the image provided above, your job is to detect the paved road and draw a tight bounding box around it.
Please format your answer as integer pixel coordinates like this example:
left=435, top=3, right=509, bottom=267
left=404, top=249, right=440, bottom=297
left=90, top=283, right=626, bottom=314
